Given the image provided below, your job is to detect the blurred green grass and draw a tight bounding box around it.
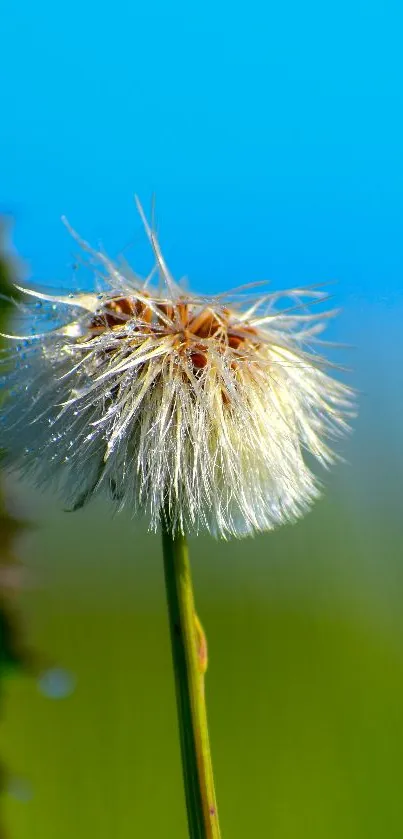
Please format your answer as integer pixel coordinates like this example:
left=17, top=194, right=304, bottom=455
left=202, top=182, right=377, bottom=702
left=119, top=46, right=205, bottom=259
left=3, top=449, right=403, bottom=838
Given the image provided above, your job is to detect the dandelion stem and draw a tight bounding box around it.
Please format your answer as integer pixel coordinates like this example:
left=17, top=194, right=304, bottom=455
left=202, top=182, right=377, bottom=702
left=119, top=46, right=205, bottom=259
left=161, top=522, right=221, bottom=839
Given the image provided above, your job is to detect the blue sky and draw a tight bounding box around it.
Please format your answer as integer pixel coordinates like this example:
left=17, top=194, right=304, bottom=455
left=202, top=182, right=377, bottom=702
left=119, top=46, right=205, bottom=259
left=1, top=0, right=403, bottom=590
left=1, top=0, right=402, bottom=322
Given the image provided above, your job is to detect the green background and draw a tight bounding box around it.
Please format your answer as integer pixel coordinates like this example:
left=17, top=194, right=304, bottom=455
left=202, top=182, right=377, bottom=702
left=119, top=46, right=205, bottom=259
left=3, top=411, right=403, bottom=839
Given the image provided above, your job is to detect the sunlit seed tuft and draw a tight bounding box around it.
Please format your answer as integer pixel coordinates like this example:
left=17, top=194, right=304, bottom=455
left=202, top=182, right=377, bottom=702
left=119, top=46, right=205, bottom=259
left=0, top=202, right=355, bottom=538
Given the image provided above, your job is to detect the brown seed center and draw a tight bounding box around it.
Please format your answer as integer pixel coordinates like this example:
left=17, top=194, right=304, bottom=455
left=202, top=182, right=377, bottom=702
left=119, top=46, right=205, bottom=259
left=88, top=294, right=258, bottom=375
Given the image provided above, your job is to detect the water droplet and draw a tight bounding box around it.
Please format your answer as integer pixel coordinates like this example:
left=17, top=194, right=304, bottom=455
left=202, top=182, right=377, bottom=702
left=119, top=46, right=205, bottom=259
left=37, top=667, right=76, bottom=700
left=7, top=776, right=33, bottom=802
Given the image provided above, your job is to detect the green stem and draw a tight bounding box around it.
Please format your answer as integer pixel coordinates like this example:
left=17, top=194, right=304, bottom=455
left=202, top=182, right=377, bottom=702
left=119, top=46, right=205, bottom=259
left=161, top=523, right=221, bottom=839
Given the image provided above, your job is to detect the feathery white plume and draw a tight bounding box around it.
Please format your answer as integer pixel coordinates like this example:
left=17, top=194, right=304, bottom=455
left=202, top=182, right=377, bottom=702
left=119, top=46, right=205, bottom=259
left=0, top=204, right=354, bottom=537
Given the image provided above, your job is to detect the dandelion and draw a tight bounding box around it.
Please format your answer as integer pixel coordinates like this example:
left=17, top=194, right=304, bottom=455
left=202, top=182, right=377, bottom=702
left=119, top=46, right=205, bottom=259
left=0, top=201, right=354, bottom=838
left=0, top=203, right=352, bottom=539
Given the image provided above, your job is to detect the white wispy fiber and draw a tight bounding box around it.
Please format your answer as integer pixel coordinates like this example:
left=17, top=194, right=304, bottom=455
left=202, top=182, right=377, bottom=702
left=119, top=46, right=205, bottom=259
left=0, top=204, right=354, bottom=537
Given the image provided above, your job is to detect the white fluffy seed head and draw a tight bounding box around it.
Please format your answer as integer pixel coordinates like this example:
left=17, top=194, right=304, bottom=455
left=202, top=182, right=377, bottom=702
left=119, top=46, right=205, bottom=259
left=0, top=207, right=354, bottom=538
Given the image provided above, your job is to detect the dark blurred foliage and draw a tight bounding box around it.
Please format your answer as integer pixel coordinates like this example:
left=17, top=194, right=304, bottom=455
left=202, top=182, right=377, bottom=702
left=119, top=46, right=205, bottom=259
left=0, top=222, right=34, bottom=835
left=0, top=223, right=27, bottom=670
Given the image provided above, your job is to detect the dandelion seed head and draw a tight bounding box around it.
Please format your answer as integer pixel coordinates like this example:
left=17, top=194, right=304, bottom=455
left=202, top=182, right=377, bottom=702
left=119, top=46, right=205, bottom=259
left=0, top=205, right=354, bottom=538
